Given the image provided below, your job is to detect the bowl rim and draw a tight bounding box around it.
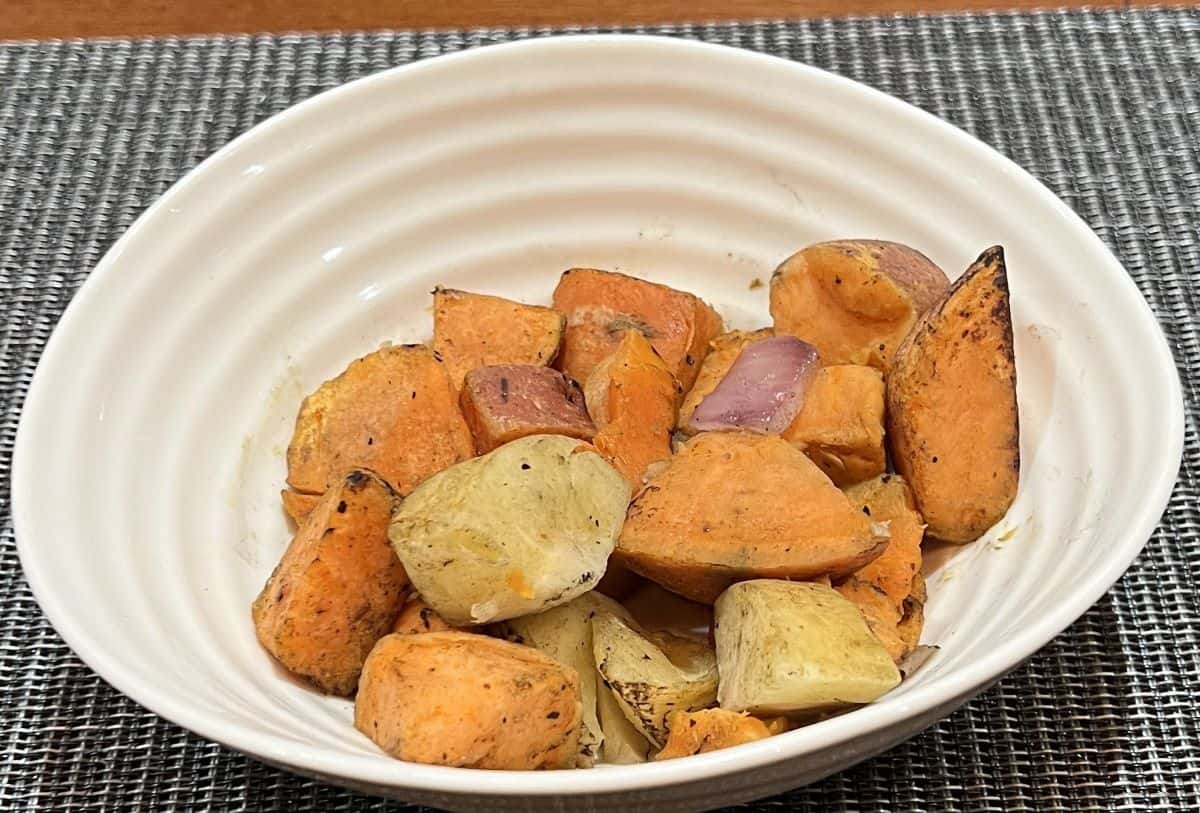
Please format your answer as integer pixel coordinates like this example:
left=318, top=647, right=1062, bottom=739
left=13, top=33, right=1184, bottom=797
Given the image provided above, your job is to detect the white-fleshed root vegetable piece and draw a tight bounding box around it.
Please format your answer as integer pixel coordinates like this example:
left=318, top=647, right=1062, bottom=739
left=591, top=612, right=719, bottom=748
left=714, top=580, right=900, bottom=714
left=688, top=335, right=820, bottom=434
left=494, top=592, right=651, bottom=766
left=388, top=434, right=631, bottom=626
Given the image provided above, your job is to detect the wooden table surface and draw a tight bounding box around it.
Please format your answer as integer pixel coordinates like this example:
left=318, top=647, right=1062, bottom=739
left=4, top=1, right=1184, bottom=40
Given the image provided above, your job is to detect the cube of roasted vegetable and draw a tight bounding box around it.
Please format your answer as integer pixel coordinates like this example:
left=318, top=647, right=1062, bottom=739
left=495, top=592, right=651, bottom=766
left=770, top=240, right=950, bottom=369
left=782, top=365, right=886, bottom=487
left=714, top=580, right=901, bottom=714
left=459, top=364, right=595, bottom=454
left=432, top=288, right=565, bottom=391
left=615, top=432, right=889, bottom=603
left=886, top=246, right=1019, bottom=542
left=390, top=595, right=455, bottom=635
left=252, top=469, right=406, bottom=696
left=355, top=632, right=581, bottom=769
left=584, top=331, right=680, bottom=489
left=286, top=344, right=473, bottom=497
left=678, top=328, right=774, bottom=432
left=389, top=435, right=630, bottom=625
left=591, top=612, right=718, bottom=747
left=654, top=709, right=786, bottom=760
left=553, top=268, right=723, bottom=391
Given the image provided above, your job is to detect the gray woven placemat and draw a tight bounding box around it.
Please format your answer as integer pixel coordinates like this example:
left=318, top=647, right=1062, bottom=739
left=2, top=7, right=1198, bottom=811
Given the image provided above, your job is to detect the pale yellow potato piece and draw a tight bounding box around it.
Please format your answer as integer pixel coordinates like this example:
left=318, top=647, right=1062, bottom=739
left=714, top=580, right=900, bottom=714
left=591, top=612, right=718, bottom=748
left=389, top=435, right=630, bottom=625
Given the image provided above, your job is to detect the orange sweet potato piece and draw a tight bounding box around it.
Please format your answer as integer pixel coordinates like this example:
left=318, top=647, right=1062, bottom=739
left=677, top=328, right=774, bottom=433
left=843, top=475, right=925, bottom=610
left=286, top=344, right=473, bottom=497
left=655, top=709, right=783, bottom=760
left=252, top=470, right=407, bottom=696
left=553, top=268, right=723, bottom=392
left=834, top=576, right=907, bottom=662
left=280, top=489, right=321, bottom=523
left=432, top=288, right=565, bottom=392
left=770, top=240, right=949, bottom=369
left=886, top=246, right=1019, bottom=543
left=459, top=364, right=595, bottom=454
left=354, top=632, right=582, bottom=769
left=391, top=595, right=456, bottom=635
left=584, top=331, right=680, bottom=489
left=782, top=365, right=886, bottom=486
left=615, top=432, right=889, bottom=603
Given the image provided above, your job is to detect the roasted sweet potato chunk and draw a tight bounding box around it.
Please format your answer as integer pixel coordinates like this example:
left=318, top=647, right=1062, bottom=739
left=655, top=709, right=783, bottom=760
left=432, top=288, right=565, bottom=392
left=887, top=246, right=1019, bottom=542
left=391, top=595, right=455, bottom=635
left=354, top=632, right=582, bottom=769
left=252, top=470, right=407, bottom=696
left=459, top=364, right=595, bottom=454
left=678, top=328, right=773, bottom=433
left=584, top=331, right=680, bottom=488
left=615, top=432, right=889, bottom=603
left=553, top=268, right=723, bottom=391
left=286, top=344, right=473, bottom=498
left=782, top=364, right=885, bottom=487
left=770, top=240, right=949, bottom=369
left=280, top=489, right=321, bottom=523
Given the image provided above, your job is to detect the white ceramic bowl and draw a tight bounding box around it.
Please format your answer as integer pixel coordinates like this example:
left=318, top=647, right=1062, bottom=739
left=13, top=35, right=1182, bottom=812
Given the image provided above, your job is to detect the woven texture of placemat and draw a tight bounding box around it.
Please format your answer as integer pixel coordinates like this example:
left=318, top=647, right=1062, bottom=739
left=1, top=7, right=1198, bottom=811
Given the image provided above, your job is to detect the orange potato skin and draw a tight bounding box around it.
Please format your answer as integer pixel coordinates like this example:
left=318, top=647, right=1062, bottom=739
left=677, top=328, right=774, bottom=433
left=584, top=331, right=681, bottom=489
left=280, top=489, right=321, bottom=523
left=783, top=365, right=886, bottom=486
left=286, top=344, right=473, bottom=498
left=616, top=433, right=887, bottom=604
left=432, top=288, right=566, bottom=392
left=252, top=470, right=407, bottom=696
left=886, top=246, right=1019, bottom=543
left=770, top=240, right=949, bottom=369
left=391, top=596, right=456, bottom=635
left=553, top=268, right=723, bottom=392
left=354, top=632, right=582, bottom=769
left=655, top=709, right=784, bottom=760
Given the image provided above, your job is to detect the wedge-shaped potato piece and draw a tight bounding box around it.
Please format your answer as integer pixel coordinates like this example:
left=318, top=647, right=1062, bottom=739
left=654, top=709, right=784, bottom=760
left=714, top=580, right=900, bottom=714
left=584, top=331, right=680, bottom=489
left=782, top=365, right=886, bottom=486
left=887, top=246, right=1019, bottom=542
left=770, top=240, right=950, bottom=369
left=252, top=470, right=406, bottom=696
left=432, top=288, right=565, bottom=391
left=553, top=268, right=723, bottom=391
left=496, top=592, right=650, bottom=766
left=596, top=672, right=654, bottom=764
left=389, top=435, right=630, bottom=625
left=280, top=488, right=321, bottom=523
left=616, top=432, right=889, bottom=603
left=286, top=344, right=473, bottom=497
left=460, top=364, right=595, bottom=454
left=678, top=328, right=774, bottom=432
left=592, top=612, right=718, bottom=747
left=355, top=632, right=581, bottom=769
left=391, top=595, right=455, bottom=635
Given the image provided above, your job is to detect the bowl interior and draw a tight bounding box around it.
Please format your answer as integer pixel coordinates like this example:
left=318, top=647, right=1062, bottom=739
left=13, top=35, right=1181, bottom=799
